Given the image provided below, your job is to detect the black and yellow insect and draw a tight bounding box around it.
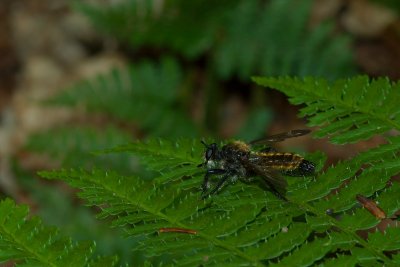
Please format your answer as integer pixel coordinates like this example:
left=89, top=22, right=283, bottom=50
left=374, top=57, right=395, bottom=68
left=199, top=129, right=315, bottom=199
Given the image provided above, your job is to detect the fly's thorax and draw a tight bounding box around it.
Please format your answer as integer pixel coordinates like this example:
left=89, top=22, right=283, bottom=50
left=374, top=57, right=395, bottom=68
left=222, top=141, right=250, bottom=160
left=230, top=141, right=251, bottom=151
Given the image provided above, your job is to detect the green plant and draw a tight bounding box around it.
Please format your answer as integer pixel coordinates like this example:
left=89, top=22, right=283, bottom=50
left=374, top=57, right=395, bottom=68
left=0, top=198, right=118, bottom=266
left=75, top=0, right=235, bottom=58
left=19, top=55, right=272, bottom=265
left=25, top=126, right=133, bottom=172
left=213, top=0, right=355, bottom=80
left=2, top=76, right=398, bottom=265
left=4, top=0, right=392, bottom=264
left=48, top=58, right=198, bottom=138
left=76, top=0, right=355, bottom=80
left=252, top=75, right=400, bottom=144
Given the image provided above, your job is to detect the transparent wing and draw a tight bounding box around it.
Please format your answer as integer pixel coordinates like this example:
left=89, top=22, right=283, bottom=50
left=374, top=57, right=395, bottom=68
left=249, top=129, right=311, bottom=145
left=244, top=158, right=288, bottom=197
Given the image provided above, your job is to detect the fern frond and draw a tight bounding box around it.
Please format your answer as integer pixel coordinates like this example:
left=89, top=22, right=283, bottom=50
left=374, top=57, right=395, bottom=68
left=213, top=0, right=355, bottom=80
left=0, top=199, right=118, bottom=266
left=26, top=126, right=133, bottom=172
left=105, top=138, right=203, bottom=184
left=77, top=0, right=354, bottom=80
left=48, top=58, right=197, bottom=138
left=39, top=138, right=400, bottom=265
left=75, top=0, right=235, bottom=58
left=253, top=75, right=400, bottom=144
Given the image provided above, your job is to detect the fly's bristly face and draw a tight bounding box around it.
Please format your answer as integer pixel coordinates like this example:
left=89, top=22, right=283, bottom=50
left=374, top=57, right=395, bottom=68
left=199, top=129, right=315, bottom=199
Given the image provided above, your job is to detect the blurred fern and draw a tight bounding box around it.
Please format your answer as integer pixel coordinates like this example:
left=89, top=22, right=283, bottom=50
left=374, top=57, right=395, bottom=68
left=0, top=198, right=118, bottom=266
left=48, top=58, right=198, bottom=138
left=214, top=0, right=355, bottom=80
left=75, top=0, right=235, bottom=58
left=76, top=0, right=355, bottom=80
left=26, top=126, right=134, bottom=172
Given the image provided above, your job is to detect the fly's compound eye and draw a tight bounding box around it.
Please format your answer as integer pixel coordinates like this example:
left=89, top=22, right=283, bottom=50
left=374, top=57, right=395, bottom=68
left=199, top=141, right=218, bottom=168
left=205, top=148, right=213, bottom=160
left=205, top=143, right=217, bottom=160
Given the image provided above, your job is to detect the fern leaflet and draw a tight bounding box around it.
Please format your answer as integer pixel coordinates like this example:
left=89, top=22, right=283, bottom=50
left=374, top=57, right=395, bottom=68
left=0, top=199, right=118, bottom=266
left=253, top=75, right=400, bottom=144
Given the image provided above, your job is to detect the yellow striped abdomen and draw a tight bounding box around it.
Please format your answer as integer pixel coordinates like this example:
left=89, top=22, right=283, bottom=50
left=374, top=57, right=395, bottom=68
left=255, top=152, right=303, bottom=171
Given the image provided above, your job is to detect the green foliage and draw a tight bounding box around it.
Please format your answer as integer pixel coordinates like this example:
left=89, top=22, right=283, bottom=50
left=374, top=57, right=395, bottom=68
left=76, top=0, right=355, bottom=80
left=26, top=126, right=134, bottom=172
left=213, top=0, right=355, bottom=80
left=23, top=75, right=399, bottom=265
left=38, top=131, right=400, bottom=265
left=75, top=0, right=234, bottom=58
left=253, top=75, right=400, bottom=144
left=22, top=127, right=144, bottom=265
left=6, top=1, right=394, bottom=265
left=48, top=58, right=198, bottom=138
left=0, top=198, right=118, bottom=266
left=17, top=170, right=138, bottom=266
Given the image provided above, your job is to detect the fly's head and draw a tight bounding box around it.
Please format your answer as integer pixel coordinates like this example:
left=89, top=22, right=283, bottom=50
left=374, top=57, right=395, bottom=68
left=198, top=141, right=221, bottom=168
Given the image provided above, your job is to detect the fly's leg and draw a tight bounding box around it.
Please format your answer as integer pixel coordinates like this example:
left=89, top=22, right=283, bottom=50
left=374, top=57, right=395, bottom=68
left=206, top=172, right=233, bottom=198
left=261, top=177, right=288, bottom=202
left=201, top=169, right=226, bottom=197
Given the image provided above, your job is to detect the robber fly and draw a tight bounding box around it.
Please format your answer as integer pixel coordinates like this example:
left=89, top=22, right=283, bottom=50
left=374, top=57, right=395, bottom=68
left=198, top=129, right=315, bottom=199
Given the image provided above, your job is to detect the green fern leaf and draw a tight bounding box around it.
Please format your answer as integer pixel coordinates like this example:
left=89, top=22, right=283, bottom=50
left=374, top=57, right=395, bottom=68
left=0, top=199, right=118, bottom=266
left=368, top=227, right=400, bottom=251
left=39, top=137, right=400, bottom=266
left=105, top=138, right=202, bottom=184
left=253, top=75, right=400, bottom=144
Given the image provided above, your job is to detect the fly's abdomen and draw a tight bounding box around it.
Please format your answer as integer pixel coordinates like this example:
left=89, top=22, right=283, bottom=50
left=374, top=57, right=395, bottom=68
left=254, top=152, right=315, bottom=176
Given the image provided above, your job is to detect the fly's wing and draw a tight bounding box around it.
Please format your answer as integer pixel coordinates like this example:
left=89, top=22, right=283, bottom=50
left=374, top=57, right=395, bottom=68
left=244, top=156, right=288, bottom=197
left=250, top=129, right=311, bottom=146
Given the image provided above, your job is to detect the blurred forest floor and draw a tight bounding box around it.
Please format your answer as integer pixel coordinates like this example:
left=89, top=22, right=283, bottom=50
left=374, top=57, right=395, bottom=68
left=0, top=0, right=400, bottom=210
